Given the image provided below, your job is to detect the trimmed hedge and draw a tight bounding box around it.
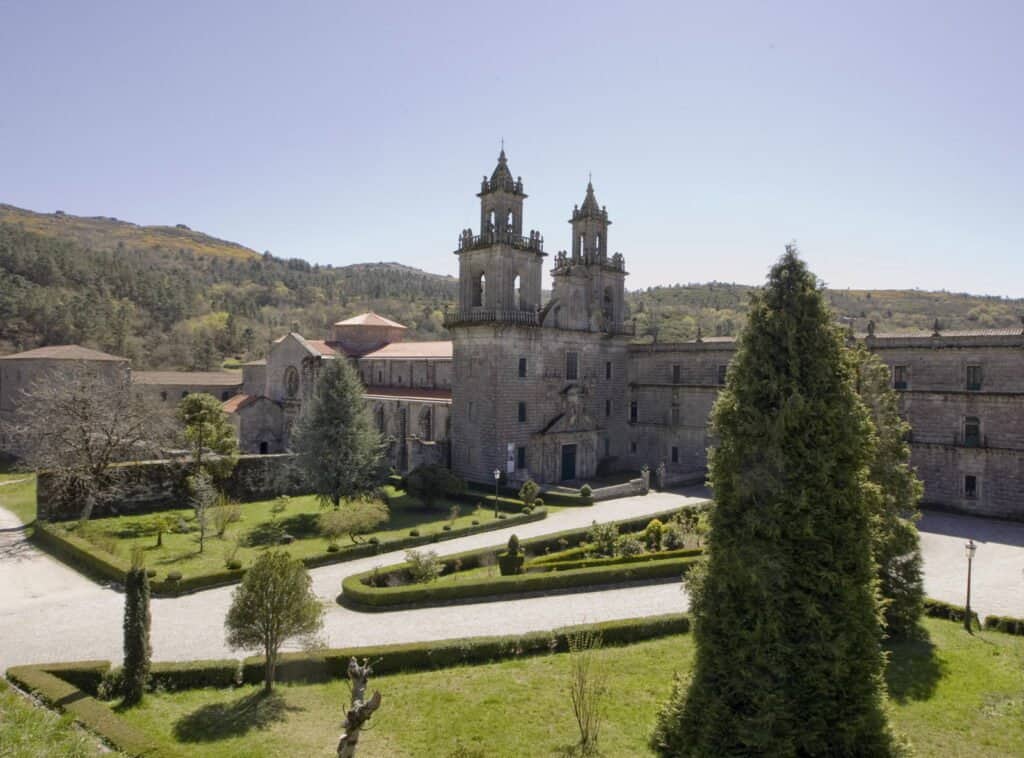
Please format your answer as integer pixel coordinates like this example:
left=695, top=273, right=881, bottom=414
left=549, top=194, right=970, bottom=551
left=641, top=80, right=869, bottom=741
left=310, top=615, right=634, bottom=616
left=531, top=547, right=703, bottom=572
left=344, top=554, right=699, bottom=608
left=34, top=506, right=547, bottom=597
left=923, top=597, right=980, bottom=626
left=149, top=659, right=241, bottom=691
left=6, top=663, right=182, bottom=757
left=241, top=613, right=691, bottom=684
left=984, top=614, right=1024, bottom=636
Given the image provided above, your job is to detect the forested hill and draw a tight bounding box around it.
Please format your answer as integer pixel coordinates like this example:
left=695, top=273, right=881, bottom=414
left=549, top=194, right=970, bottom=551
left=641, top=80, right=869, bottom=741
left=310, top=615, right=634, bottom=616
left=0, top=206, right=456, bottom=369
left=2, top=204, right=1021, bottom=369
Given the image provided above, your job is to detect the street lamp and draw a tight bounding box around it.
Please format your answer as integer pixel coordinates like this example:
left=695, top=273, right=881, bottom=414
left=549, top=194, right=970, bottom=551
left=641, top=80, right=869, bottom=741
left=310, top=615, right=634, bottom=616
left=964, top=539, right=977, bottom=632
left=493, top=468, right=501, bottom=519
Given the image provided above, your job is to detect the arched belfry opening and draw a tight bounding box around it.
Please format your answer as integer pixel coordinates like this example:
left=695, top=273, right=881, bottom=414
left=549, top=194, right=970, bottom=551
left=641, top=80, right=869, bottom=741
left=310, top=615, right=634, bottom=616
left=472, top=272, right=486, bottom=307
left=512, top=274, right=522, bottom=310
left=603, top=285, right=615, bottom=324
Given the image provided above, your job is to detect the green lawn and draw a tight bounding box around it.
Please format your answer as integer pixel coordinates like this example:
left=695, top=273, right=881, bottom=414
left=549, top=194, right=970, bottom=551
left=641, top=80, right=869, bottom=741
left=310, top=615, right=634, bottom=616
left=0, top=475, right=36, bottom=525
left=52, top=487, right=516, bottom=581
left=0, top=677, right=119, bottom=758
left=108, top=619, right=1024, bottom=757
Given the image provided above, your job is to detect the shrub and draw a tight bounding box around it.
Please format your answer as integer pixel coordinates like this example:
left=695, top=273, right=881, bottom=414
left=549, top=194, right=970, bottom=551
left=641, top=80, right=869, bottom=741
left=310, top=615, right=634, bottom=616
left=519, top=479, right=540, bottom=509
left=405, top=549, right=442, bottom=583
left=661, top=521, right=688, bottom=550
left=210, top=500, right=242, bottom=538
left=166, top=571, right=182, bottom=582
left=983, top=615, right=1024, bottom=636
left=644, top=518, right=665, bottom=550
left=405, top=464, right=466, bottom=509
left=319, top=499, right=389, bottom=545
left=508, top=534, right=521, bottom=555
left=497, top=514, right=507, bottom=520
left=534, top=498, right=545, bottom=508
left=471, top=520, right=480, bottom=526
left=617, top=534, right=645, bottom=557
left=279, top=533, right=295, bottom=545
left=145, top=569, right=156, bottom=579
left=588, top=521, right=620, bottom=557
left=580, top=483, right=593, bottom=498
left=443, top=525, right=452, bottom=531
left=227, top=559, right=243, bottom=570
left=369, top=536, right=380, bottom=545
left=410, top=529, right=420, bottom=537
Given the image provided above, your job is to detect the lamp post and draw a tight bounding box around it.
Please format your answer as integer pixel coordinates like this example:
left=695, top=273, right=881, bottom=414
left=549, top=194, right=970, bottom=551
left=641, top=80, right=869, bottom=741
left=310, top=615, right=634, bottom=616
left=964, top=539, right=977, bottom=632
left=493, top=468, right=501, bottom=519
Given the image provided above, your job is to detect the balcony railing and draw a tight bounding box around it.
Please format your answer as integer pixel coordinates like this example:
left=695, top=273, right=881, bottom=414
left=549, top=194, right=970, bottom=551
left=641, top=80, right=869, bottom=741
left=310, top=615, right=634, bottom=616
left=455, top=230, right=544, bottom=254
left=443, top=308, right=541, bottom=328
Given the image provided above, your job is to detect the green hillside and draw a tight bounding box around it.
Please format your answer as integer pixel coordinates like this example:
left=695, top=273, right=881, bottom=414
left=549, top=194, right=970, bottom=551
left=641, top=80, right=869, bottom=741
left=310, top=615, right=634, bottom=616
left=1, top=204, right=1020, bottom=369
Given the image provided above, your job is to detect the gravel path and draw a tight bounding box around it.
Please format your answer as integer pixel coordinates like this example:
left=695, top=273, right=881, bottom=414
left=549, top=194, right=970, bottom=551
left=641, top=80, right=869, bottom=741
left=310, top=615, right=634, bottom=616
left=1, top=493, right=1022, bottom=671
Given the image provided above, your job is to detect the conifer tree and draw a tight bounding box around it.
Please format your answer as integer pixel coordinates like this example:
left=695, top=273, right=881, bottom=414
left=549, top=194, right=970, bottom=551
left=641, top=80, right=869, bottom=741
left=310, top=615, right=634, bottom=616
left=852, top=344, right=925, bottom=637
left=121, top=549, right=151, bottom=706
left=653, top=247, right=896, bottom=756
left=290, top=358, right=383, bottom=509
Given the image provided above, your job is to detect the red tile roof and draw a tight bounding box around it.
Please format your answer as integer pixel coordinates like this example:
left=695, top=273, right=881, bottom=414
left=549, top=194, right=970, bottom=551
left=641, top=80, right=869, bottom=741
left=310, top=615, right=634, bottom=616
left=363, top=386, right=452, bottom=402
left=362, top=341, right=453, bottom=360
left=222, top=393, right=262, bottom=413
left=334, top=312, right=407, bottom=329
left=0, top=345, right=128, bottom=361
left=133, top=371, right=243, bottom=386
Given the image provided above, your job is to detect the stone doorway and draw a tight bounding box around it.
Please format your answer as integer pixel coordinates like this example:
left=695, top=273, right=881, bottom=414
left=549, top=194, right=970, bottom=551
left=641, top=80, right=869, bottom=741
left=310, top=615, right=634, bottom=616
left=560, top=444, right=577, bottom=482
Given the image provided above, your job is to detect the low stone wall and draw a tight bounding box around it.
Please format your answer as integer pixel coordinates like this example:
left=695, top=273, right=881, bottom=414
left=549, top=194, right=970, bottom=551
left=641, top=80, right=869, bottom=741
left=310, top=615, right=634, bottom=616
left=591, top=478, right=647, bottom=501
left=38, top=454, right=306, bottom=521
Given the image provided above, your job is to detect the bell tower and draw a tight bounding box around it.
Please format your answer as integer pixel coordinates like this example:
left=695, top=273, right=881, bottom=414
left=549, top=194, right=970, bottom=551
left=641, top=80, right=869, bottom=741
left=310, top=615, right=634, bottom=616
left=451, top=150, right=545, bottom=316
left=549, top=179, right=627, bottom=332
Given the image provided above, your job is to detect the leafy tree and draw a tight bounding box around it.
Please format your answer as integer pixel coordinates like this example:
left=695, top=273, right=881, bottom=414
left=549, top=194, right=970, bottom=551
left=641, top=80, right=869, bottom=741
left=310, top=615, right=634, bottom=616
left=188, top=470, right=218, bottom=554
left=518, top=479, right=540, bottom=509
left=653, top=247, right=896, bottom=756
left=121, top=548, right=151, bottom=706
left=405, top=464, right=466, bottom=509
left=852, top=344, right=925, bottom=637
left=224, top=551, right=323, bottom=694
left=290, top=359, right=383, bottom=509
left=319, top=499, right=389, bottom=546
left=177, top=393, right=238, bottom=480
left=10, top=363, right=174, bottom=521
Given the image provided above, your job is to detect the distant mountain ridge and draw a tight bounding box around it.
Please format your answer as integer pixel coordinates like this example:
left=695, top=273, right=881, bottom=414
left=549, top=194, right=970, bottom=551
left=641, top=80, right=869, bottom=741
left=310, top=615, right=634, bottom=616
left=1, top=203, right=1020, bottom=368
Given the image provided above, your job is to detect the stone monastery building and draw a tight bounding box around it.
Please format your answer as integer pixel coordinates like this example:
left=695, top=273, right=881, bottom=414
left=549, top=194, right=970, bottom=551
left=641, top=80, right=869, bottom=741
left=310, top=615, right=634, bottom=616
left=1, top=150, right=1022, bottom=520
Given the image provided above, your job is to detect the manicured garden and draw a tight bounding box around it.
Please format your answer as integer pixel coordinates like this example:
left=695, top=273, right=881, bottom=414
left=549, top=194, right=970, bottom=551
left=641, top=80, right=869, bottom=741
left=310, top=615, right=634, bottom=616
left=343, top=508, right=708, bottom=608
left=0, top=474, right=37, bottom=525
left=7, top=617, right=1022, bottom=757
left=0, top=676, right=117, bottom=758
left=35, top=485, right=545, bottom=595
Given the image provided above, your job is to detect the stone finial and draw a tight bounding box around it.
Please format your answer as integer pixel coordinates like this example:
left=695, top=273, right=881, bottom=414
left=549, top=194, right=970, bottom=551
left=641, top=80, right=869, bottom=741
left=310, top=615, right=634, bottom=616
left=867, top=320, right=876, bottom=337
left=695, top=326, right=703, bottom=343
left=932, top=318, right=941, bottom=336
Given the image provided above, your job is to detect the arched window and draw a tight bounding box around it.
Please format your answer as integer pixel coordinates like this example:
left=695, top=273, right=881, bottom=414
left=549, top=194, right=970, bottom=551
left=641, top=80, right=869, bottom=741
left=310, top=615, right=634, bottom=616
left=419, top=407, right=433, bottom=441
left=512, top=274, right=522, bottom=310
left=472, top=272, right=486, bottom=307
left=487, top=209, right=496, bottom=235
left=577, top=234, right=585, bottom=255
left=595, top=233, right=602, bottom=254
left=506, top=210, right=514, bottom=233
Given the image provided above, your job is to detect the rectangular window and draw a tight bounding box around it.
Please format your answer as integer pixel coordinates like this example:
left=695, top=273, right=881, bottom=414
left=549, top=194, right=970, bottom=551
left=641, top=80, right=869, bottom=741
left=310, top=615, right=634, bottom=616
left=893, top=364, right=908, bottom=390
left=671, top=404, right=680, bottom=426
left=566, top=352, right=579, bottom=381
left=605, top=398, right=611, bottom=417
left=671, top=446, right=679, bottom=464
left=604, top=437, right=610, bottom=456
left=516, top=446, right=526, bottom=470
left=630, top=441, right=637, bottom=454
left=518, top=401, right=527, bottom=423
left=964, top=416, right=980, bottom=447
left=605, top=361, right=612, bottom=380
left=468, top=401, right=474, bottom=420
left=518, top=357, right=527, bottom=378
left=717, top=364, right=728, bottom=385
left=672, top=364, right=681, bottom=383
left=629, top=400, right=638, bottom=423
left=964, top=475, right=978, bottom=499
left=966, top=364, right=982, bottom=391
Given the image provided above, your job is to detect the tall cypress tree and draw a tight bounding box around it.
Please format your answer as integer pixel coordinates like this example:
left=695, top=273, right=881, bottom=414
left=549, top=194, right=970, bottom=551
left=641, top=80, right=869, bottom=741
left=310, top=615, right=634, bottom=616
left=122, top=549, right=151, bottom=706
left=654, top=247, right=896, bottom=756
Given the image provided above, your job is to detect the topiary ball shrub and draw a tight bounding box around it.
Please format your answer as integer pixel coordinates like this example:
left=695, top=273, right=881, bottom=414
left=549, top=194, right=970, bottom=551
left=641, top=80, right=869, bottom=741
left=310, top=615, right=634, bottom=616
left=580, top=483, right=593, bottom=498
left=146, top=569, right=157, bottom=579
left=369, top=536, right=380, bottom=545
left=471, top=520, right=480, bottom=526
left=410, top=529, right=420, bottom=537
left=443, top=525, right=452, bottom=531
left=522, top=506, right=533, bottom=515
left=166, top=571, right=182, bottom=582
left=534, top=498, right=544, bottom=508
left=497, top=514, right=507, bottom=520
left=326, top=544, right=340, bottom=553
left=279, top=533, right=295, bottom=545
left=227, top=559, right=243, bottom=570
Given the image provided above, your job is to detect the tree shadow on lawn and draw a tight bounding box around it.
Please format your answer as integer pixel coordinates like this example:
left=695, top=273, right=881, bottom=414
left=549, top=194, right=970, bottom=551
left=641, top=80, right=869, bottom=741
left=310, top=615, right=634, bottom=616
left=172, top=691, right=302, bottom=742
left=884, top=626, right=946, bottom=704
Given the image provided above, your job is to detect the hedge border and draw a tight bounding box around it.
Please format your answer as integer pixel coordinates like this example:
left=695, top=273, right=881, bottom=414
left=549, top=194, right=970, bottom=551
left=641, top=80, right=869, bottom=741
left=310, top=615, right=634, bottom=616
left=983, top=614, right=1024, bottom=636
left=923, top=597, right=980, bottom=626
left=32, top=506, right=547, bottom=597
left=342, top=504, right=708, bottom=609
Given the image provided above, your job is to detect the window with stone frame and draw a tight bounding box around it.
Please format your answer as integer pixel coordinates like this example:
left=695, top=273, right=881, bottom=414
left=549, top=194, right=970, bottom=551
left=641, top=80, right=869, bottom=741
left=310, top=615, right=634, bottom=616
left=671, top=446, right=679, bottom=464
left=717, top=364, right=728, bottom=385
left=518, top=357, right=527, bottom=378
left=604, top=437, right=610, bottom=456
left=966, top=364, right=982, bottom=391
left=630, top=440, right=637, bottom=453
left=518, top=401, right=527, bottom=423
left=964, top=474, right=978, bottom=499
left=963, top=416, right=981, bottom=447
left=605, top=361, right=612, bottom=380
left=629, top=400, right=638, bottom=423
left=605, top=398, right=611, bottom=417
left=893, top=364, right=908, bottom=390
left=516, top=446, right=526, bottom=470
left=566, top=352, right=579, bottom=381
left=672, top=364, right=681, bottom=383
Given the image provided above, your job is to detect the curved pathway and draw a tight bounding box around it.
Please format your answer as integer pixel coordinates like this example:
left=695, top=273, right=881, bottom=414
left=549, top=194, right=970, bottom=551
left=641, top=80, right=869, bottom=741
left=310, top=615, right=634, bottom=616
left=1, top=491, right=1023, bottom=671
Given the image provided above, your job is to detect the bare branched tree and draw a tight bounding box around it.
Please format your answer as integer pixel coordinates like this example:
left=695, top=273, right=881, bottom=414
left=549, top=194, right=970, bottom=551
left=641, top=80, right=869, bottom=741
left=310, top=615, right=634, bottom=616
left=337, top=657, right=382, bottom=758
left=10, top=363, right=176, bottom=521
left=568, top=628, right=606, bottom=757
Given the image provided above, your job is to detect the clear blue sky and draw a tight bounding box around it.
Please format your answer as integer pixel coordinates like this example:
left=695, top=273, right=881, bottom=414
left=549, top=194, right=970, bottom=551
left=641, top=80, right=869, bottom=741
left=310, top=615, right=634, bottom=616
left=2, top=1, right=1022, bottom=296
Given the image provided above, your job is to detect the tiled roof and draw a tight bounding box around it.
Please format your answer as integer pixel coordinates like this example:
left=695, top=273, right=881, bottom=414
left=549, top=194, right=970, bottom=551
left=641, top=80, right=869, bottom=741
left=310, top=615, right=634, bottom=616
left=362, top=341, right=453, bottom=360
left=132, top=371, right=243, bottom=386
left=0, top=345, right=128, bottom=361
left=363, top=386, right=452, bottom=402
left=305, top=339, right=345, bottom=357
left=334, top=312, right=407, bottom=329
left=222, top=393, right=265, bottom=413
left=866, top=328, right=1024, bottom=339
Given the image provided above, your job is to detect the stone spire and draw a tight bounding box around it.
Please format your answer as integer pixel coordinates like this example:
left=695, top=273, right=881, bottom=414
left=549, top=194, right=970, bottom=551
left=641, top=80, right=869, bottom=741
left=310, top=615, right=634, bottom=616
left=490, top=149, right=513, bottom=184
left=580, top=179, right=600, bottom=215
